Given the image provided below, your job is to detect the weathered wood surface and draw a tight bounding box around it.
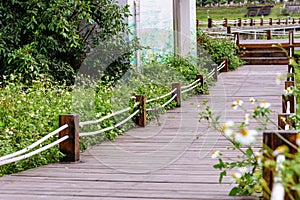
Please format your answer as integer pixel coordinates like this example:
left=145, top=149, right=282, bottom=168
left=0, top=65, right=287, bottom=199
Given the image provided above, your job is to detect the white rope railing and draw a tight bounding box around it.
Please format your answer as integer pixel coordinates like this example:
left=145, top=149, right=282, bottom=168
left=146, top=94, right=177, bottom=112
left=0, top=135, right=69, bottom=166
left=0, top=124, right=69, bottom=162
left=181, top=79, right=200, bottom=90
left=207, top=69, right=215, bottom=79
left=79, top=109, right=139, bottom=137
left=79, top=103, right=139, bottom=127
left=217, top=61, right=226, bottom=71
left=146, top=88, right=177, bottom=103
left=182, top=83, right=200, bottom=94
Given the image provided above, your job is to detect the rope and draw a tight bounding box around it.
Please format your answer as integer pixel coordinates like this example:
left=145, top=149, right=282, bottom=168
left=79, top=104, right=138, bottom=127
left=146, top=94, right=177, bottom=112
left=79, top=109, right=140, bottom=137
left=181, top=79, right=200, bottom=89
left=217, top=61, right=226, bottom=71
left=0, top=135, right=69, bottom=166
left=0, top=124, right=68, bottom=162
left=146, top=88, right=177, bottom=103
left=182, top=83, right=200, bottom=94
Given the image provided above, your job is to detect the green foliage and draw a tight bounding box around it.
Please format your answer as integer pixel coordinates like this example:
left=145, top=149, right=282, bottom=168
left=0, top=74, right=72, bottom=176
left=0, top=0, right=133, bottom=84
left=197, top=31, right=245, bottom=71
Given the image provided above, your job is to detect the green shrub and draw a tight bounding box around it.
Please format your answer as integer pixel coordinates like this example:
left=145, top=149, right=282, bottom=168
left=197, top=31, right=245, bottom=70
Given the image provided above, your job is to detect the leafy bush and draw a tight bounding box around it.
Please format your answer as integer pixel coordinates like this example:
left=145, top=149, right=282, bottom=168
left=197, top=31, right=245, bottom=70
left=0, top=0, right=134, bottom=84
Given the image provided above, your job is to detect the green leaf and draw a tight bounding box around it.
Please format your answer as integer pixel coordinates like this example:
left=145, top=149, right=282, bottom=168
left=246, top=148, right=253, bottom=158
left=229, top=187, right=240, bottom=196
left=291, top=183, right=300, bottom=190
left=219, top=170, right=226, bottom=183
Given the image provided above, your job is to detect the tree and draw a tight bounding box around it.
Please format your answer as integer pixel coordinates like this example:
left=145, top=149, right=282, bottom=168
left=0, top=0, right=133, bottom=84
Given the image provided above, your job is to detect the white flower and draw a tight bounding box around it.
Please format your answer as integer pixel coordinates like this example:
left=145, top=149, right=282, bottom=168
left=273, top=145, right=289, bottom=156
left=244, top=113, right=250, bottom=125
left=231, top=99, right=243, bottom=110
left=235, top=128, right=257, bottom=145
left=221, top=120, right=235, bottom=137
left=249, top=97, right=256, bottom=104
left=211, top=150, right=222, bottom=159
left=255, top=152, right=263, bottom=164
left=259, top=100, right=271, bottom=109
left=238, top=166, right=249, bottom=174
left=284, top=87, right=293, bottom=95
left=231, top=172, right=242, bottom=183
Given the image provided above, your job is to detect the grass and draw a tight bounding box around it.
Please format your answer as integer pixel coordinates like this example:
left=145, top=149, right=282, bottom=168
left=196, top=4, right=300, bottom=22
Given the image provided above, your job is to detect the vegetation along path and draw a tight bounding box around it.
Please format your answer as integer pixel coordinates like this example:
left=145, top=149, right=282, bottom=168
left=0, top=64, right=286, bottom=199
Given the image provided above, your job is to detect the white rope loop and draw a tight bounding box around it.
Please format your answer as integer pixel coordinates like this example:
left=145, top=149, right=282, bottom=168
left=146, top=94, right=177, bottom=112
left=0, top=124, right=68, bottom=162
left=79, top=109, right=140, bottom=137
left=217, top=60, right=226, bottom=71
left=0, top=135, right=69, bottom=166
left=182, top=83, right=200, bottom=94
left=146, top=88, right=177, bottom=103
left=181, top=79, right=200, bottom=90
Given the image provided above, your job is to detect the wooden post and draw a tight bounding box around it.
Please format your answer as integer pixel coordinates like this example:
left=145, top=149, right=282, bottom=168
left=235, top=33, right=240, bottom=46
left=266, top=30, right=271, bottom=40
left=286, top=73, right=295, bottom=81
left=263, top=130, right=299, bottom=200
left=269, top=18, right=272, bottom=25
left=289, top=30, right=294, bottom=57
left=277, top=18, right=281, bottom=25
left=134, top=95, right=146, bottom=127
left=285, top=17, right=288, bottom=25
left=223, top=18, right=228, bottom=27
left=260, top=18, right=264, bottom=26
left=278, top=114, right=294, bottom=130
left=250, top=18, right=254, bottom=26
left=213, top=64, right=218, bottom=81
left=285, top=81, right=294, bottom=89
left=292, top=18, right=295, bottom=24
left=282, top=94, right=295, bottom=113
left=172, top=83, right=181, bottom=107
left=237, top=18, right=241, bottom=27
left=227, top=26, right=231, bottom=34
left=221, top=58, right=228, bottom=73
left=59, top=114, right=80, bottom=162
left=208, top=18, right=212, bottom=28
left=288, top=64, right=294, bottom=73
left=196, top=19, right=199, bottom=30
left=196, top=74, right=204, bottom=94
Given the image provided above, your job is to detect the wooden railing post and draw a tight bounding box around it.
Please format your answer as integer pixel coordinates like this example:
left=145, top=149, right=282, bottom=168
left=282, top=94, right=295, bottom=114
left=223, top=18, right=228, bottom=27
left=278, top=114, right=294, bottom=130
left=269, top=18, right=272, bottom=25
left=292, top=18, right=295, bottom=24
left=172, top=83, right=181, bottom=107
left=266, top=30, right=272, bottom=40
left=237, top=18, right=241, bottom=27
left=196, top=74, right=204, bottom=94
left=208, top=18, right=212, bottom=28
left=288, top=63, right=294, bottom=73
left=286, top=73, right=295, bottom=82
left=285, top=80, right=294, bottom=89
left=196, top=19, right=199, bottom=30
left=260, top=17, right=264, bottom=26
left=59, top=114, right=80, bottom=162
left=250, top=18, right=254, bottom=26
left=227, top=26, right=231, bottom=34
left=277, top=18, right=280, bottom=25
left=221, top=58, right=228, bottom=73
left=263, top=130, right=299, bottom=200
left=234, top=33, right=240, bottom=46
left=289, top=30, right=294, bottom=57
left=134, top=95, right=146, bottom=127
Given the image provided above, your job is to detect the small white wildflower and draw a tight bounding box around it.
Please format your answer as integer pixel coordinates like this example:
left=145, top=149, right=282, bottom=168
left=244, top=113, right=250, bottom=125
left=284, top=87, right=293, bottom=95
left=249, top=97, right=256, bottom=104
left=259, top=100, right=271, bottom=109
left=221, top=120, right=235, bottom=137
left=235, top=128, right=257, bottom=145
left=211, top=150, right=222, bottom=159
left=231, top=99, right=243, bottom=110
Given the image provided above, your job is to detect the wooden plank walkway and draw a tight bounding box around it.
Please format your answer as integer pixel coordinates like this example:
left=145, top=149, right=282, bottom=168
left=0, top=65, right=287, bottom=200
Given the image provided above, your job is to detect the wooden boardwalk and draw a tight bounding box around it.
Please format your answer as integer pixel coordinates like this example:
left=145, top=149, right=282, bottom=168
left=0, top=65, right=287, bottom=200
